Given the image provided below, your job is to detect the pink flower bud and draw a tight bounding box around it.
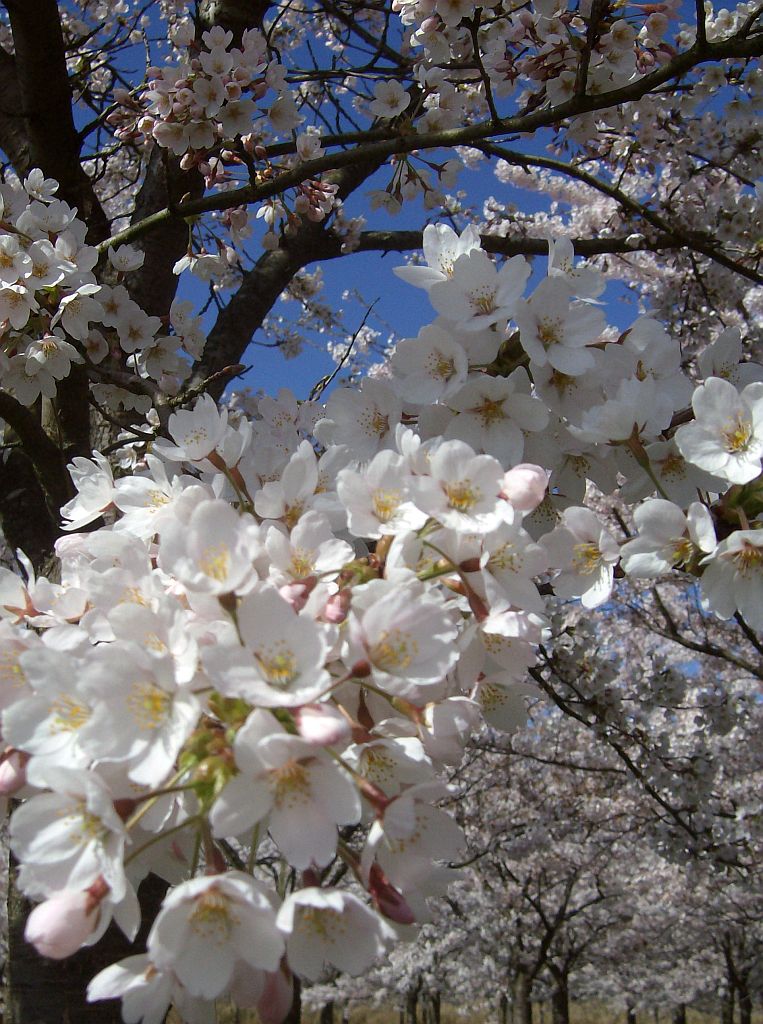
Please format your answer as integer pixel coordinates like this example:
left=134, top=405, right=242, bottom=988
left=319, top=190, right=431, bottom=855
left=25, top=890, right=101, bottom=959
left=322, top=589, right=351, bottom=624
left=278, top=578, right=316, bottom=611
left=368, top=864, right=415, bottom=925
left=501, top=464, right=550, bottom=513
left=0, top=749, right=28, bottom=795
left=295, top=704, right=351, bottom=747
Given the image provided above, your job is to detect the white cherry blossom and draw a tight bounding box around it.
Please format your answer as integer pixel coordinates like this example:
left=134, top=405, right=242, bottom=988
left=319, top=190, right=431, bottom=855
left=277, top=888, right=394, bottom=980
left=675, top=377, right=763, bottom=485
left=147, top=872, right=283, bottom=999
left=429, top=250, right=530, bottom=331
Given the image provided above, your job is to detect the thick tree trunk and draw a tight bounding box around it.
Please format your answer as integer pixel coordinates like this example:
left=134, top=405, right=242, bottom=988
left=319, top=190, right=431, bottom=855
left=320, top=1000, right=335, bottom=1024
left=626, top=1005, right=637, bottom=1024
left=550, top=981, right=569, bottom=1024
left=671, top=1004, right=687, bottom=1024
left=421, top=989, right=440, bottom=1024
left=738, top=979, right=752, bottom=1024
left=512, top=967, right=533, bottom=1024
left=721, top=987, right=735, bottom=1024
left=404, top=985, right=419, bottom=1024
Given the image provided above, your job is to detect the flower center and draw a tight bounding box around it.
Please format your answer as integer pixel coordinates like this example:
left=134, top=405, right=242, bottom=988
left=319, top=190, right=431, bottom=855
left=489, top=543, right=520, bottom=573
left=572, top=542, right=601, bottom=575
left=468, top=286, right=497, bottom=315
left=361, top=747, right=396, bottom=783
left=256, top=644, right=299, bottom=688
left=428, top=350, right=455, bottom=380
left=670, top=538, right=695, bottom=568
left=50, top=694, right=91, bottom=733
left=538, top=317, right=562, bottom=348
left=445, top=480, right=480, bottom=512
left=474, top=396, right=506, bottom=427
left=271, top=759, right=311, bottom=805
left=199, top=542, right=231, bottom=582
left=289, top=548, right=315, bottom=578
left=722, top=418, right=752, bottom=453
left=284, top=500, right=305, bottom=530
left=550, top=369, right=576, bottom=395
left=730, top=541, right=763, bottom=576
left=189, top=889, right=236, bottom=942
left=656, top=451, right=687, bottom=481
left=369, top=628, right=416, bottom=673
left=372, top=488, right=402, bottom=522
left=0, top=655, right=26, bottom=688
left=127, top=681, right=170, bottom=730
left=300, top=905, right=344, bottom=938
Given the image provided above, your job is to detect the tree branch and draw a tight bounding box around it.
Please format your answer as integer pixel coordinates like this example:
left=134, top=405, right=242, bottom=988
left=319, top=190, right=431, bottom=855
left=97, top=28, right=763, bottom=253
left=345, top=229, right=679, bottom=259
left=192, top=153, right=390, bottom=395
left=479, top=143, right=763, bottom=287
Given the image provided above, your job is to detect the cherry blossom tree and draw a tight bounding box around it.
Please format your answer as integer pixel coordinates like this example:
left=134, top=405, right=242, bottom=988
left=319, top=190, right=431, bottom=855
left=310, top=653, right=761, bottom=1024
left=0, top=0, right=761, bottom=1022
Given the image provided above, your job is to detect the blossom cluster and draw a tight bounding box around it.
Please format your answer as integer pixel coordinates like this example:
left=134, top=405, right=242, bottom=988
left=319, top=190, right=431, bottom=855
left=393, top=0, right=754, bottom=109
left=112, top=24, right=301, bottom=167
left=2, top=207, right=763, bottom=1023
left=0, top=173, right=205, bottom=409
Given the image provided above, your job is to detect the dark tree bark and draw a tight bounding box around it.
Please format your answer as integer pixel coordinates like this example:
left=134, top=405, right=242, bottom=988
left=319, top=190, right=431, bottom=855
left=549, top=978, right=569, bottom=1024
left=403, top=980, right=420, bottom=1024
left=721, top=988, right=735, bottom=1024
left=512, top=966, right=533, bottom=1024
left=0, top=449, right=60, bottom=572
left=671, top=1004, right=687, bottom=1024
left=0, top=48, right=30, bottom=176
left=421, top=989, right=441, bottom=1024
left=738, top=976, right=752, bottom=1024
left=3, top=0, right=109, bottom=241
left=125, top=147, right=204, bottom=318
